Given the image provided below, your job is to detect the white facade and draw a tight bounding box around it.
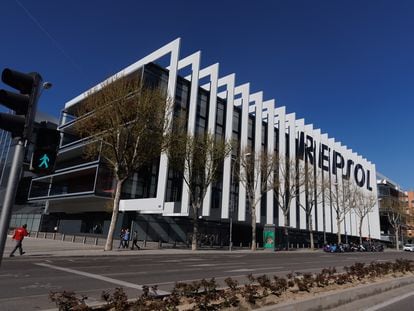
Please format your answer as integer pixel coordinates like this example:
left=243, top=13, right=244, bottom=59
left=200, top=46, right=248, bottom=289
left=63, top=38, right=380, bottom=240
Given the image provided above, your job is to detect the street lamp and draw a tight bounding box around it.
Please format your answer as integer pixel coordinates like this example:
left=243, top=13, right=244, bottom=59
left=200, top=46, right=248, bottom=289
left=42, top=81, right=53, bottom=90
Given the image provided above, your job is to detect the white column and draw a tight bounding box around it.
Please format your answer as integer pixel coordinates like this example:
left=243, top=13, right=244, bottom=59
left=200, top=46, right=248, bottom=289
left=198, top=63, right=219, bottom=217
left=369, top=163, right=380, bottom=239
left=218, top=74, right=236, bottom=219
left=296, top=119, right=306, bottom=229
left=234, top=84, right=251, bottom=221
left=313, top=128, right=323, bottom=234
left=249, top=92, right=263, bottom=223
left=176, top=52, right=202, bottom=215
left=149, top=39, right=181, bottom=213
left=320, top=133, right=331, bottom=235
left=328, top=138, right=337, bottom=235
left=303, top=124, right=315, bottom=231
left=287, top=113, right=297, bottom=228
left=264, top=99, right=275, bottom=224
left=275, top=107, right=286, bottom=227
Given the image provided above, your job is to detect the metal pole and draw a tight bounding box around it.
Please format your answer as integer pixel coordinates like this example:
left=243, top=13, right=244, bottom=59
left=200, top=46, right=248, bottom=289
left=0, top=139, right=25, bottom=265
left=229, top=215, right=233, bottom=251
left=229, top=158, right=234, bottom=251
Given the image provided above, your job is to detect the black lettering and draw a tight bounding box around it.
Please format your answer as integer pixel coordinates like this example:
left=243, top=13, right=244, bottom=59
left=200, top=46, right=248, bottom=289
left=332, top=151, right=344, bottom=175
left=366, top=169, right=373, bottom=191
left=305, top=135, right=314, bottom=165
left=296, top=132, right=305, bottom=160
left=354, top=164, right=365, bottom=187
left=321, top=144, right=329, bottom=171
left=343, top=159, right=354, bottom=180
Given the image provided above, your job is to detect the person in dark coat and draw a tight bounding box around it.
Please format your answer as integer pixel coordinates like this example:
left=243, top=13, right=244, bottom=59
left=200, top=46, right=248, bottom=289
left=118, top=228, right=125, bottom=249
left=131, top=230, right=141, bottom=250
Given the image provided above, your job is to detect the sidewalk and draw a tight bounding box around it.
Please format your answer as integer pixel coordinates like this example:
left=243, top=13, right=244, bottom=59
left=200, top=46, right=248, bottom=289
left=2, top=236, right=331, bottom=258
left=2, top=236, right=401, bottom=258
left=1, top=236, right=251, bottom=258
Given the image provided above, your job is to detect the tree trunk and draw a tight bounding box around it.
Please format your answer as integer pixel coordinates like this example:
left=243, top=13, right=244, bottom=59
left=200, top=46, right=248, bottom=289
left=251, top=206, right=257, bottom=251
left=309, top=213, right=314, bottom=250
left=191, top=203, right=199, bottom=251
left=284, top=213, right=289, bottom=251
left=395, top=228, right=399, bottom=250
left=105, top=179, right=124, bottom=251
left=337, top=217, right=341, bottom=244
left=359, top=218, right=363, bottom=245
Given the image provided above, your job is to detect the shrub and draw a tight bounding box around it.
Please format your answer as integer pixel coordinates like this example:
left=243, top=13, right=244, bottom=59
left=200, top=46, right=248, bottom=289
left=49, top=290, right=90, bottom=311
left=101, top=287, right=128, bottom=311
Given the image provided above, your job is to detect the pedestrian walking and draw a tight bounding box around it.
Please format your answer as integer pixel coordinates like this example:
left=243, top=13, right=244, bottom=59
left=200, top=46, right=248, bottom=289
left=123, top=229, right=130, bottom=248
left=9, top=224, right=29, bottom=257
left=118, top=228, right=125, bottom=249
left=131, top=230, right=141, bottom=250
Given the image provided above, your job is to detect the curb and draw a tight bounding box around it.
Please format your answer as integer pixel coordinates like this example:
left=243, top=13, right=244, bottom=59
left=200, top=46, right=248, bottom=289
left=256, top=275, right=414, bottom=311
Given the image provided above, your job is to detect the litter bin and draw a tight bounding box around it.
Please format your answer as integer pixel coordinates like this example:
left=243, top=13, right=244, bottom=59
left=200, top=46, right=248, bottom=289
left=263, top=224, right=276, bottom=250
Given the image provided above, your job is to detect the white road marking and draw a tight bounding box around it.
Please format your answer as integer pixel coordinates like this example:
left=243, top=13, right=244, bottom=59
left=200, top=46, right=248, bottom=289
left=227, top=268, right=254, bottom=272
left=191, top=264, right=216, bottom=267
left=226, top=266, right=284, bottom=273
left=364, top=291, right=414, bottom=311
left=35, top=263, right=170, bottom=295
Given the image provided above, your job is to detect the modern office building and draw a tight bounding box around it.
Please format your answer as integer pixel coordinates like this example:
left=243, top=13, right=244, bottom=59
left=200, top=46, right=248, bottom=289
left=376, top=172, right=409, bottom=245
left=406, top=191, right=414, bottom=242
left=28, top=39, right=380, bottom=246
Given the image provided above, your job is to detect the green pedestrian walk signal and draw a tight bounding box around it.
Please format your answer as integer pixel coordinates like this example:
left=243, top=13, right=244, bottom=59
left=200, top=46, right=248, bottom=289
left=38, top=153, right=50, bottom=168
left=30, top=126, right=60, bottom=175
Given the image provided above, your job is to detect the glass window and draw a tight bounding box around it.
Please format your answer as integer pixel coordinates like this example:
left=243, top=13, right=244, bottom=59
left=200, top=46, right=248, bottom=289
left=49, top=167, right=97, bottom=196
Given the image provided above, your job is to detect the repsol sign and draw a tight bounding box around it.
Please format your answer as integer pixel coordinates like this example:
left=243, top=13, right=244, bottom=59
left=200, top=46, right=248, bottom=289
left=296, top=132, right=373, bottom=191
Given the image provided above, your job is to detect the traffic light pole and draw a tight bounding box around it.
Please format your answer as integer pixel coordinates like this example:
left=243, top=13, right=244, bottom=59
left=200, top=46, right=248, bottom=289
left=0, top=139, right=25, bottom=266
left=0, top=68, right=44, bottom=266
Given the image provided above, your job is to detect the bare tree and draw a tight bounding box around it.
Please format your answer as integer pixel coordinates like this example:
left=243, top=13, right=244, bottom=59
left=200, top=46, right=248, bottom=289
left=75, top=75, right=171, bottom=251
left=273, top=155, right=307, bottom=250
left=329, top=178, right=352, bottom=244
left=354, top=191, right=377, bottom=244
left=167, top=131, right=232, bottom=251
left=381, top=196, right=406, bottom=250
left=298, top=169, right=324, bottom=249
left=236, top=148, right=274, bottom=251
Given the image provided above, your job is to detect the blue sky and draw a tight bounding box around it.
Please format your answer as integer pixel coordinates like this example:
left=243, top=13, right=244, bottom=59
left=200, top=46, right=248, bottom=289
left=1, top=0, right=413, bottom=189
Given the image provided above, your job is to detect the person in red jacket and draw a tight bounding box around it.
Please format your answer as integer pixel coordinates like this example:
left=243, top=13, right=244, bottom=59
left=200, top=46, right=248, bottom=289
left=9, top=224, right=29, bottom=257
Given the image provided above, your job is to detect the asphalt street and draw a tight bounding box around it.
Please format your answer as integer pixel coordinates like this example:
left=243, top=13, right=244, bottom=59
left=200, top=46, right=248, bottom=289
left=0, top=240, right=413, bottom=310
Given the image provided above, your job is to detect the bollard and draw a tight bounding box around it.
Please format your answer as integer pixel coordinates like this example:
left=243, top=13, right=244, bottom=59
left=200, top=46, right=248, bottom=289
left=53, top=233, right=56, bottom=240
left=297, top=243, right=299, bottom=249
left=35, top=231, right=39, bottom=238
left=257, top=242, right=259, bottom=249
left=72, top=235, right=76, bottom=243
left=144, top=240, right=147, bottom=247
left=83, top=236, right=87, bottom=244
left=94, top=237, right=98, bottom=245
left=240, top=242, right=242, bottom=247
left=43, top=232, right=47, bottom=239
left=173, top=241, right=176, bottom=248
left=62, top=234, right=65, bottom=241
left=158, top=240, right=162, bottom=249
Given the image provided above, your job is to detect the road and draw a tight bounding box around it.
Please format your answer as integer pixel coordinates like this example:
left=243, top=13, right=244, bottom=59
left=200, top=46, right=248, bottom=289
left=0, top=249, right=413, bottom=310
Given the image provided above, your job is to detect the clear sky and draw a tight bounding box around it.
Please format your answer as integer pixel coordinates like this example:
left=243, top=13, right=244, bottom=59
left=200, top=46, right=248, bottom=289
left=1, top=0, right=413, bottom=189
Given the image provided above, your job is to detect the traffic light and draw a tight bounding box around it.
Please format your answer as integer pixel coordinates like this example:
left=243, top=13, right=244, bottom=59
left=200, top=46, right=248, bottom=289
left=30, top=126, right=60, bottom=174
left=0, top=68, right=42, bottom=140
